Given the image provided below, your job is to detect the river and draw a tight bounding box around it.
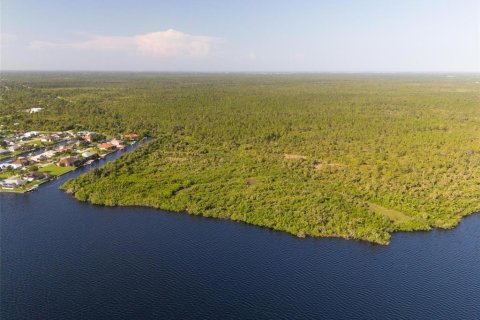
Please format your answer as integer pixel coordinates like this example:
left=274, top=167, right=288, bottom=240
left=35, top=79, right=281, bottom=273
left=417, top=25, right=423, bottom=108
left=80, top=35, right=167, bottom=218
left=1, top=141, right=479, bottom=319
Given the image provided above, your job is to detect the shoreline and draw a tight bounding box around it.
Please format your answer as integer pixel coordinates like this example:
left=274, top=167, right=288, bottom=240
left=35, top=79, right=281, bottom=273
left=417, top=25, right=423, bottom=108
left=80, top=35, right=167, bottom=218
left=60, top=192, right=480, bottom=246
left=61, top=183, right=480, bottom=245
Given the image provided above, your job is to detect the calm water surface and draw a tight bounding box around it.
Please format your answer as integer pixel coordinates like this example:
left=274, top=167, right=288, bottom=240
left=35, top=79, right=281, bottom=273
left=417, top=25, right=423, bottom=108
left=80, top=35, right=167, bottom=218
left=1, top=148, right=479, bottom=319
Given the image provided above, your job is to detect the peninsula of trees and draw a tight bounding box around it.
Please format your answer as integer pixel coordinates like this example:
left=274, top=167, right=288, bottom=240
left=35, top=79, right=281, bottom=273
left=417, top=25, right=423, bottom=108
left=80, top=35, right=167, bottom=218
left=1, top=73, right=479, bottom=244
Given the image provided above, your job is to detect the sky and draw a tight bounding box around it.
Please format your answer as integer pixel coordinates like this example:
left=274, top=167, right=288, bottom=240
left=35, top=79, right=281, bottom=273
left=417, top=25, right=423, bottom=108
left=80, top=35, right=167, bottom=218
left=1, top=0, right=479, bottom=72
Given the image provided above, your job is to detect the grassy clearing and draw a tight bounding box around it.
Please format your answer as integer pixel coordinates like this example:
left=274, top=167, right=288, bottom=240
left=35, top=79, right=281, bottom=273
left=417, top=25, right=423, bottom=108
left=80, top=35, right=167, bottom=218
left=369, top=203, right=412, bottom=224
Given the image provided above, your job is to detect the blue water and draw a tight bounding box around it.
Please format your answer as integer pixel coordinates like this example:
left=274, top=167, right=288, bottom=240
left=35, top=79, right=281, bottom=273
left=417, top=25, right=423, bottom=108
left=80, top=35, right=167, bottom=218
left=1, top=148, right=479, bottom=319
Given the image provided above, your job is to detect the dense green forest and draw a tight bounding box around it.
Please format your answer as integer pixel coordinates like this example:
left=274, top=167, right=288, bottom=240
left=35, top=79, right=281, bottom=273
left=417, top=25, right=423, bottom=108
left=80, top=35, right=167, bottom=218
left=1, top=73, right=479, bottom=244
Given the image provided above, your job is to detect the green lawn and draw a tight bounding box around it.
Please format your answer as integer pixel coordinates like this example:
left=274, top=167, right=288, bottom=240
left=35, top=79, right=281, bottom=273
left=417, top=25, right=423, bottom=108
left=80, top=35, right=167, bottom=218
left=39, top=164, right=75, bottom=176
left=0, top=172, right=13, bottom=179
left=0, top=152, right=14, bottom=161
left=23, top=139, right=43, bottom=146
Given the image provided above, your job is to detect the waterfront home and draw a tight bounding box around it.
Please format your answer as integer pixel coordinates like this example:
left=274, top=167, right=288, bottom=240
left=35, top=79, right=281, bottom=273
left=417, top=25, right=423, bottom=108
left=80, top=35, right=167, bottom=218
left=8, top=144, right=22, bottom=152
left=110, top=139, right=124, bottom=147
left=41, top=135, right=57, bottom=143
left=79, top=131, right=97, bottom=142
left=24, top=131, right=39, bottom=138
left=58, top=145, right=72, bottom=151
left=12, top=158, right=32, bottom=167
left=4, top=138, right=16, bottom=145
left=0, top=163, right=23, bottom=170
left=1, top=178, right=25, bottom=189
left=30, top=150, right=56, bottom=162
left=30, top=153, right=47, bottom=162
left=40, top=133, right=62, bottom=142
left=25, top=171, right=47, bottom=182
left=81, top=151, right=97, bottom=160
left=98, top=143, right=116, bottom=151
left=111, top=139, right=126, bottom=150
left=124, top=133, right=140, bottom=141
left=57, top=156, right=79, bottom=167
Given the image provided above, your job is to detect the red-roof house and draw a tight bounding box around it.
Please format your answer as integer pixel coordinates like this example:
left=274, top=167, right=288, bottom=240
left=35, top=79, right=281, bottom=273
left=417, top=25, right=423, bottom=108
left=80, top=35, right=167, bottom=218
left=98, top=143, right=116, bottom=151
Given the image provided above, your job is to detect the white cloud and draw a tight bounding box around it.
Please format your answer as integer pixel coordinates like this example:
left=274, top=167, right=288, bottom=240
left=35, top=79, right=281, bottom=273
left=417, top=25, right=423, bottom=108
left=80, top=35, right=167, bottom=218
left=136, top=29, right=212, bottom=57
left=30, top=29, right=216, bottom=58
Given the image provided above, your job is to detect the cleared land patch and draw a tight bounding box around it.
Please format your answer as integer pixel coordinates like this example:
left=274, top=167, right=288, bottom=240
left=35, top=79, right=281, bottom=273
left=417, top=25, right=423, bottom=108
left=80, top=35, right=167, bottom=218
left=369, top=203, right=412, bottom=224
left=284, top=154, right=307, bottom=160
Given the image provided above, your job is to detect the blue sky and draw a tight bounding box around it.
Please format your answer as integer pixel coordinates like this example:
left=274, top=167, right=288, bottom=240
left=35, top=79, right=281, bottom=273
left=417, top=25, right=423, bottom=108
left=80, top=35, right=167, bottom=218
left=1, top=0, right=478, bottom=71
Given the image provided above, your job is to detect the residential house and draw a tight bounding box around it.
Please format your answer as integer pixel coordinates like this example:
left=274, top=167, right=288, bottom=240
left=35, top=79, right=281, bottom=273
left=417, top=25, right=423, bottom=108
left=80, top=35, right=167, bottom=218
left=36, top=150, right=57, bottom=159
left=4, top=138, right=16, bottom=145
left=1, top=178, right=25, bottom=189
left=124, top=133, right=140, bottom=141
left=111, top=139, right=126, bottom=150
left=8, top=144, right=22, bottom=152
left=41, top=135, right=57, bottom=143
left=30, top=154, right=48, bottom=162
left=57, top=156, right=79, bottom=167
left=24, top=131, right=39, bottom=138
left=98, top=143, right=116, bottom=151
left=81, top=151, right=97, bottom=160
left=0, top=163, right=22, bottom=170
left=12, top=158, right=32, bottom=167
left=25, top=171, right=47, bottom=182
left=110, top=139, right=124, bottom=147
left=57, top=144, right=74, bottom=152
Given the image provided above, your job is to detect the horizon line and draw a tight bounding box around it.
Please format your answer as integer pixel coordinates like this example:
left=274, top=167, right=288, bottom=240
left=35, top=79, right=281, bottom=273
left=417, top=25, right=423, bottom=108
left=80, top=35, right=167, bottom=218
left=1, top=70, right=479, bottom=75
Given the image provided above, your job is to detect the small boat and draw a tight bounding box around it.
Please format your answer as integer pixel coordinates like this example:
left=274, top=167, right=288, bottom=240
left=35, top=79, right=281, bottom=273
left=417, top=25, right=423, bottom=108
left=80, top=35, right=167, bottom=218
left=85, top=160, right=94, bottom=165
